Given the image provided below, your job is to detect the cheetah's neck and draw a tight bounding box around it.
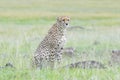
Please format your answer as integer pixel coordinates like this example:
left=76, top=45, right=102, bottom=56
left=48, top=23, right=66, bottom=36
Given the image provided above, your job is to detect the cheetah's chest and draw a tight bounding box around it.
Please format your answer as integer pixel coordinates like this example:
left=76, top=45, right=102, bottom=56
left=61, top=36, right=66, bottom=44
left=57, top=35, right=66, bottom=47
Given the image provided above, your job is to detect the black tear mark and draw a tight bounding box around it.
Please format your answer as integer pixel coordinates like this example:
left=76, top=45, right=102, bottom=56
left=55, top=48, right=57, bottom=49
left=61, top=47, right=63, bottom=50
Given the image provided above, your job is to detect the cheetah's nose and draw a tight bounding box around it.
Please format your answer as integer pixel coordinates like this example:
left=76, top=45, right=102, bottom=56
left=66, top=23, right=68, bottom=25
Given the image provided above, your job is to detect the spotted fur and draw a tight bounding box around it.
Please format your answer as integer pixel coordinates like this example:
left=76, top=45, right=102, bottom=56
left=33, top=16, right=70, bottom=69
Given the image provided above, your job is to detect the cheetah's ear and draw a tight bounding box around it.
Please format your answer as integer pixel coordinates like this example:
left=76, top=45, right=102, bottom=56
left=57, top=16, right=61, bottom=22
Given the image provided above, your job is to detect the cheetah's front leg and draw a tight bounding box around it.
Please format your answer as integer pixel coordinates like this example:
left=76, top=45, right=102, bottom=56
left=56, top=47, right=63, bottom=66
left=49, top=51, right=56, bottom=69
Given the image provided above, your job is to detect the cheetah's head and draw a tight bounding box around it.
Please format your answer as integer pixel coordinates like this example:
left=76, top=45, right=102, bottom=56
left=57, top=16, right=70, bottom=28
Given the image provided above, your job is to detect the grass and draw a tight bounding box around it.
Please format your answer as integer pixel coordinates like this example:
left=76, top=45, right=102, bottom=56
left=1, top=68, right=120, bottom=80
left=0, top=0, right=120, bottom=80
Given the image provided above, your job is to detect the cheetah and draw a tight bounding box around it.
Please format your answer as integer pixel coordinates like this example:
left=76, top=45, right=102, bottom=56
left=33, top=16, right=70, bottom=69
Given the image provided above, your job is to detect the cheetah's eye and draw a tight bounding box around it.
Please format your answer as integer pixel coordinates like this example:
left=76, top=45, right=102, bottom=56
left=62, top=19, right=65, bottom=21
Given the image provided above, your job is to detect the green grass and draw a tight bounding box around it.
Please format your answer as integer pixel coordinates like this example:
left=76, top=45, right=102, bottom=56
left=0, top=0, right=120, bottom=80
left=0, top=68, right=120, bottom=80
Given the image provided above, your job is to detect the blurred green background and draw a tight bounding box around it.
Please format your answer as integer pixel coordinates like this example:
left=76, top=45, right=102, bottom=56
left=0, top=0, right=120, bottom=26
